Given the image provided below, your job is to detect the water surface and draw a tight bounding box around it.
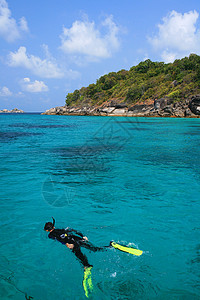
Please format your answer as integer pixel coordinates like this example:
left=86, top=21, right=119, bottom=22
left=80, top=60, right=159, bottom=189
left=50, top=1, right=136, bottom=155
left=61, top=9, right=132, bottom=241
left=0, top=114, right=200, bottom=299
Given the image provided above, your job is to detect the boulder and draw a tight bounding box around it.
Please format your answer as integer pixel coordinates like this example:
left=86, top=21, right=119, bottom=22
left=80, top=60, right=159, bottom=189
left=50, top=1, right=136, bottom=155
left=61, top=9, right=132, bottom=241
left=163, top=106, right=174, bottom=115
left=184, top=108, right=193, bottom=117
left=173, top=108, right=185, bottom=117
left=114, top=103, right=128, bottom=109
left=154, top=98, right=168, bottom=110
left=128, top=104, right=153, bottom=114
left=189, top=95, right=200, bottom=115
left=100, top=107, right=115, bottom=114
left=111, top=108, right=127, bottom=115
left=107, top=101, right=127, bottom=108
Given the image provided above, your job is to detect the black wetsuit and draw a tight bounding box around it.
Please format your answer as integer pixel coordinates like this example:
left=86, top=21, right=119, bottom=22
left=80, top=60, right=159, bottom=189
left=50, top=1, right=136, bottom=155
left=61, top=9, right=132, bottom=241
left=48, top=227, right=104, bottom=267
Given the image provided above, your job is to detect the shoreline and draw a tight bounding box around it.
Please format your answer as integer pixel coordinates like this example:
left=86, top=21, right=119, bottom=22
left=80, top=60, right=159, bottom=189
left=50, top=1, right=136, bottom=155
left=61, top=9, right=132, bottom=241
left=41, top=95, right=200, bottom=118
left=42, top=112, right=200, bottom=118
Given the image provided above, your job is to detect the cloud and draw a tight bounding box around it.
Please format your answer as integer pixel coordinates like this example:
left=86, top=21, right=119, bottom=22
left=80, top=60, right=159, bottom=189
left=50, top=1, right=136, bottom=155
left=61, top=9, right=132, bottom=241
left=149, top=10, right=200, bottom=62
left=8, top=46, right=64, bottom=78
left=21, top=77, right=49, bottom=93
left=0, top=0, right=28, bottom=42
left=0, top=86, right=12, bottom=96
left=60, top=15, right=120, bottom=60
left=19, top=16, right=28, bottom=32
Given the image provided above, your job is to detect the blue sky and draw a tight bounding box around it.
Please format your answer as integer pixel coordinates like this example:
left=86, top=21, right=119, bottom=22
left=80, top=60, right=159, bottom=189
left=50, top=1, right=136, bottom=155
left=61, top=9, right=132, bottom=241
left=0, top=0, right=200, bottom=112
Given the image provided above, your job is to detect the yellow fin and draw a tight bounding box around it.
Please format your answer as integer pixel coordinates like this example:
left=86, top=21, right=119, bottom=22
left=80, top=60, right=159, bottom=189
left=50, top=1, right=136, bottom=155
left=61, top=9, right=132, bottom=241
left=111, top=242, right=143, bottom=256
left=83, top=267, right=93, bottom=298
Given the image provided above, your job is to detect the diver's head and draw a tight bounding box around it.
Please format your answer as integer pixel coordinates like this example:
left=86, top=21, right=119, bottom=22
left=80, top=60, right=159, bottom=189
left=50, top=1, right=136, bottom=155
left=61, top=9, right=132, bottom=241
left=44, top=217, right=55, bottom=232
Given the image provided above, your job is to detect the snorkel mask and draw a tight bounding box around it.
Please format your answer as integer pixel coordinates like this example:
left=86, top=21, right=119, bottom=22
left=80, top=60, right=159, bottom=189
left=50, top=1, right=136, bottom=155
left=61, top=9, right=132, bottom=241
left=44, top=217, right=55, bottom=231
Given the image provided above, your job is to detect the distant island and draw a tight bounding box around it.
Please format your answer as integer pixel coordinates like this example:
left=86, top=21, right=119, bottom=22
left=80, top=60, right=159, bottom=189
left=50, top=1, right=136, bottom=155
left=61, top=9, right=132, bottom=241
left=42, top=54, right=200, bottom=117
left=0, top=108, right=24, bottom=113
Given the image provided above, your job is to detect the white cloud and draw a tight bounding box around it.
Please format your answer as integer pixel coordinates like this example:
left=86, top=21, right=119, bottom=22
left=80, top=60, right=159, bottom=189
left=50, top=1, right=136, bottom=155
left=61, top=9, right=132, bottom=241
left=21, top=77, right=49, bottom=93
left=23, top=77, right=30, bottom=83
left=0, top=86, right=12, bottom=96
left=161, top=51, right=177, bottom=64
left=19, top=16, right=28, bottom=32
left=8, top=46, right=64, bottom=78
left=60, top=15, right=120, bottom=59
left=0, top=0, right=28, bottom=42
left=149, top=10, right=200, bottom=62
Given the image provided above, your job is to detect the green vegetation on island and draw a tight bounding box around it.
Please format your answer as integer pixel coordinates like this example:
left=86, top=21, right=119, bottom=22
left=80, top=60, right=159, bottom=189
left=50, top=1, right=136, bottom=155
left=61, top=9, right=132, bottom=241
left=66, top=54, right=200, bottom=107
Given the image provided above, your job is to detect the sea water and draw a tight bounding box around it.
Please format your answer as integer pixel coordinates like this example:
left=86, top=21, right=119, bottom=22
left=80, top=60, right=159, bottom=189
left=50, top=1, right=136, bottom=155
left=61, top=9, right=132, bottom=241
left=0, top=114, right=199, bottom=300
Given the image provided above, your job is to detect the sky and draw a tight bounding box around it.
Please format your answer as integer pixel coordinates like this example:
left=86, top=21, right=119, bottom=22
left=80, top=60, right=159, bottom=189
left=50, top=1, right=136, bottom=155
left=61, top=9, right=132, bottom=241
left=0, top=0, right=200, bottom=112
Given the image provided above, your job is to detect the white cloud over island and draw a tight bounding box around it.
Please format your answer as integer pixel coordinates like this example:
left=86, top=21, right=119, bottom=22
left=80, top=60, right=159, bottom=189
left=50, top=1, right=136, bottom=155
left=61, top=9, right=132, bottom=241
left=60, top=15, right=120, bottom=60
left=149, top=10, right=200, bottom=62
left=21, top=78, right=48, bottom=93
left=7, top=46, right=64, bottom=78
left=0, top=0, right=28, bottom=42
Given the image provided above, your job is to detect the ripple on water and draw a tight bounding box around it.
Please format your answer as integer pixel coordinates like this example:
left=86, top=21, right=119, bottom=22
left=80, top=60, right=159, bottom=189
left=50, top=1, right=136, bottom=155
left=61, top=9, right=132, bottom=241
left=0, top=115, right=200, bottom=299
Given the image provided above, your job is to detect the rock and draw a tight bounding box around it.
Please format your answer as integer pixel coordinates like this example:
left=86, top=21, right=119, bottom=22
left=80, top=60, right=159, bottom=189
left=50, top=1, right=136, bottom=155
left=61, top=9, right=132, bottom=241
left=11, top=108, right=23, bottom=113
left=129, top=104, right=149, bottom=112
left=111, top=108, right=127, bottom=115
left=184, top=108, right=193, bottom=117
left=173, top=108, right=185, bottom=117
left=154, top=98, right=168, bottom=110
left=0, top=108, right=24, bottom=113
left=163, top=106, right=173, bottom=115
left=100, top=107, right=115, bottom=114
left=42, top=106, right=67, bottom=115
left=114, top=103, right=128, bottom=109
left=42, top=95, right=200, bottom=118
left=189, top=95, right=200, bottom=115
left=128, top=104, right=153, bottom=116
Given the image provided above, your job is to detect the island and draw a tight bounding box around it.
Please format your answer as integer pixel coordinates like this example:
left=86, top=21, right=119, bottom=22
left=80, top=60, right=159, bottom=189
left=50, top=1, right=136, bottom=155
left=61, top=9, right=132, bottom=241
left=42, top=54, right=200, bottom=118
left=0, top=108, right=24, bottom=113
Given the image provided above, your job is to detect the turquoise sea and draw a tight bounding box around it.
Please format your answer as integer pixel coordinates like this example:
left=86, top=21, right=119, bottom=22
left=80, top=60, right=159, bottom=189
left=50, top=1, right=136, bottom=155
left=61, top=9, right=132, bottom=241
left=0, top=114, right=200, bottom=299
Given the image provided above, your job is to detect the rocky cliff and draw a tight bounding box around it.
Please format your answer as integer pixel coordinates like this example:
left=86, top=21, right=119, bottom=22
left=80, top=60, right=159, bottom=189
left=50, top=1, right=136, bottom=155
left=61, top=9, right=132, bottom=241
left=42, top=95, right=200, bottom=118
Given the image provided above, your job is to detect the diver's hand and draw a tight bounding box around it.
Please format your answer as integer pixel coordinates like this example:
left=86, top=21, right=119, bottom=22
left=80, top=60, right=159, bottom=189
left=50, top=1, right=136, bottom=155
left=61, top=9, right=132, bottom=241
left=83, top=236, right=88, bottom=241
left=66, top=243, right=74, bottom=249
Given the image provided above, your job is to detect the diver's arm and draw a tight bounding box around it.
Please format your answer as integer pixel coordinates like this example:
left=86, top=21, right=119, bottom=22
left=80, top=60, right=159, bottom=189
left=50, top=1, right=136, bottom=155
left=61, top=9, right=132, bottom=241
left=66, top=243, right=74, bottom=249
left=65, top=227, right=84, bottom=238
left=65, top=227, right=89, bottom=241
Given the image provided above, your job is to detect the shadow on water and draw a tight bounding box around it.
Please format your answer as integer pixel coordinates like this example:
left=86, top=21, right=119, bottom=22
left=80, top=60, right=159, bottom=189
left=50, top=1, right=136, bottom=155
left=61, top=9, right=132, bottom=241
left=117, top=120, right=167, bottom=125
left=128, top=127, right=150, bottom=131
left=51, top=141, right=121, bottom=175
left=52, top=143, right=118, bottom=157
left=189, top=243, right=200, bottom=287
left=97, top=277, right=159, bottom=300
left=42, top=140, right=122, bottom=207
left=9, top=123, right=76, bottom=129
left=191, top=244, right=200, bottom=264
left=0, top=131, right=42, bottom=142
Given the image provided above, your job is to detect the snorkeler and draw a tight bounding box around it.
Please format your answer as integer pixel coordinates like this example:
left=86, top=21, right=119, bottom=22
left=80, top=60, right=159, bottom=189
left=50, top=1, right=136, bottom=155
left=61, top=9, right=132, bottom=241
left=44, top=217, right=106, bottom=269
left=44, top=218, right=143, bottom=298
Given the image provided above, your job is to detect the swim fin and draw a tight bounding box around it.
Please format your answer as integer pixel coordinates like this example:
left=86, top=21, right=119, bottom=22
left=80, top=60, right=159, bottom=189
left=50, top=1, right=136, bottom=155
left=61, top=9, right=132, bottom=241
left=83, top=266, right=93, bottom=298
left=111, top=241, right=143, bottom=256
